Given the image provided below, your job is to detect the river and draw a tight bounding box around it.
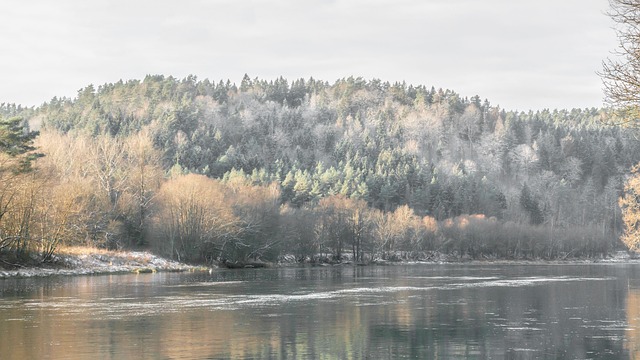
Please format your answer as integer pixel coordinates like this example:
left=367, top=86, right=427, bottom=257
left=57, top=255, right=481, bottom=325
left=1, top=263, right=640, bottom=359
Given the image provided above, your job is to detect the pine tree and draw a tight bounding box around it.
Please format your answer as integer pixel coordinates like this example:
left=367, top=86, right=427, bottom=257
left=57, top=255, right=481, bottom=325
left=520, top=184, right=544, bottom=225
left=0, top=116, right=40, bottom=172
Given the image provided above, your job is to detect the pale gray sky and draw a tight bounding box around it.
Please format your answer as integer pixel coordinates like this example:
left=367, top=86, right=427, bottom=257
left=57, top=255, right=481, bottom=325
left=1, top=0, right=618, bottom=110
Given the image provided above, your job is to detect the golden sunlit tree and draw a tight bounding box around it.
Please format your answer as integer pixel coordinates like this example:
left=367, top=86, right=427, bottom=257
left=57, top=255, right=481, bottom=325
left=121, top=132, right=164, bottom=245
left=151, top=174, right=238, bottom=263
left=620, top=164, right=640, bottom=251
left=221, top=171, right=282, bottom=262
left=35, top=131, right=165, bottom=249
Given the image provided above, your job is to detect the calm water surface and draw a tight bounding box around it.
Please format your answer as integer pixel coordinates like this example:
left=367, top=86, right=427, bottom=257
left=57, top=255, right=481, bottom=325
left=1, top=263, right=640, bottom=359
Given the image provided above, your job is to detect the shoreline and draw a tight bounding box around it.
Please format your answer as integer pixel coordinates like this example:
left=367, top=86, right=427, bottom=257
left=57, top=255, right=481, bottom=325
left=0, top=249, right=637, bottom=279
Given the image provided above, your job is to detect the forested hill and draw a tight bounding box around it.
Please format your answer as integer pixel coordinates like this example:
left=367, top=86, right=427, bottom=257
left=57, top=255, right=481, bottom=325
left=28, top=75, right=637, bottom=221
left=2, top=74, right=638, bottom=262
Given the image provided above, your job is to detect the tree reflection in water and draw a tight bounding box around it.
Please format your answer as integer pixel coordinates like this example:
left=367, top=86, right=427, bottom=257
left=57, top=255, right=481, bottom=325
left=0, top=264, right=639, bottom=359
left=627, top=286, right=640, bottom=358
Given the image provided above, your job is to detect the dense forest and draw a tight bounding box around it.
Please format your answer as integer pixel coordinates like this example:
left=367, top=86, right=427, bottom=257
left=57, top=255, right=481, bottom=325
left=1, top=75, right=638, bottom=266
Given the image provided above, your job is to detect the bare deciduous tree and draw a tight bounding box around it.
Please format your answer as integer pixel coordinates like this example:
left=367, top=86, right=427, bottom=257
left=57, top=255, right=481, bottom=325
left=151, top=174, right=238, bottom=262
left=601, top=0, right=640, bottom=125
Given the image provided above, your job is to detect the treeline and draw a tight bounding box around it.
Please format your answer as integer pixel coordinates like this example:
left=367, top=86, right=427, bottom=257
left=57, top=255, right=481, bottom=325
left=0, top=132, right=612, bottom=265
left=0, top=75, right=637, bottom=265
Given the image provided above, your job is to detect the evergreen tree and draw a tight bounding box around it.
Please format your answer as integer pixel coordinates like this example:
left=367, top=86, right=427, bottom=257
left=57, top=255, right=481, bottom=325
left=0, top=116, right=40, bottom=171
left=520, top=184, right=544, bottom=225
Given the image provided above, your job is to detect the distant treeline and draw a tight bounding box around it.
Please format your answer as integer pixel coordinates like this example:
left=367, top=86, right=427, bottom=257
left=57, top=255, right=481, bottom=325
left=0, top=75, right=636, bottom=265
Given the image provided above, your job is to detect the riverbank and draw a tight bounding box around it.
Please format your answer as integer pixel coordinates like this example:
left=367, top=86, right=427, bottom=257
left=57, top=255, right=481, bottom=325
left=280, top=249, right=638, bottom=266
left=0, top=247, right=208, bottom=279
left=0, top=248, right=637, bottom=279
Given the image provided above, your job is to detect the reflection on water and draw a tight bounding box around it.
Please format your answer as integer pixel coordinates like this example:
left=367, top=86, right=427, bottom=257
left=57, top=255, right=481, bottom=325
left=0, top=264, right=639, bottom=359
left=628, top=286, right=640, bottom=358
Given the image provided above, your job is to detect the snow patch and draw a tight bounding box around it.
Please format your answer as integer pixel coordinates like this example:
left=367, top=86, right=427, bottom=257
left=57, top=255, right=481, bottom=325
left=0, top=251, right=208, bottom=279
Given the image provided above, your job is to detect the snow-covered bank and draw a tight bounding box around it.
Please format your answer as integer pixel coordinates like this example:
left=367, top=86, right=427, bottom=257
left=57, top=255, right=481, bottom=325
left=1, top=248, right=636, bottom=279
left=0, top=248, right=209, bottom=279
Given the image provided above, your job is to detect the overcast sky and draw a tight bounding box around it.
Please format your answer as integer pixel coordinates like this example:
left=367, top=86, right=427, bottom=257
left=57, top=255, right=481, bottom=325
left=1, top=0, right=618, bottom=111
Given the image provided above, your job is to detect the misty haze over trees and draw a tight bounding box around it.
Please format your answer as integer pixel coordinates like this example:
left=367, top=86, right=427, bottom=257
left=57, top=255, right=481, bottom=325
left=1, top=74, right=638, bottom=265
